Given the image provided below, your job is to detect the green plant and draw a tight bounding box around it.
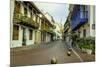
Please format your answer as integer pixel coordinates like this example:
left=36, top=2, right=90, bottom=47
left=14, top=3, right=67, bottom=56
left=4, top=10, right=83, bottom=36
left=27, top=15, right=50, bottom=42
left=77, top=37, right=95, bottom=51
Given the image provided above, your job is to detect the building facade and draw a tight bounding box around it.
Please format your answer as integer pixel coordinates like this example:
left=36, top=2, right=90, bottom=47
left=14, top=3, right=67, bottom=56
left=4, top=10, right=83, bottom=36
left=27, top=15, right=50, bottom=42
left=64, top=12, right=71, bottom=42
left=71, top=5, right=95, bottom=38
left=11, top=1, right=55, bottom=48
left=53, top=23, right=63, bottom=40
left=64, top=4, right=95, bottom=42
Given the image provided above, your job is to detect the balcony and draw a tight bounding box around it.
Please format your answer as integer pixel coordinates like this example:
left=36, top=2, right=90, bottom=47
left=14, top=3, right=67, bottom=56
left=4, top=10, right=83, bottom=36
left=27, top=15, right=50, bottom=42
left=80, top=11, right=88, bottom=24
left=41, top=22, right=53, bottom=34
left=13, top=13, right=39, bottom=29
left=45, top=25, right=53, bottom=34
left=71, top=10, right=88, bottom=31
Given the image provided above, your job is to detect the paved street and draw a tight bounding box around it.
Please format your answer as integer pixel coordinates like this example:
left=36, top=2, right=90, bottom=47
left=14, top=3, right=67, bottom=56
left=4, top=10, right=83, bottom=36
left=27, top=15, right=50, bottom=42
left=10, top=40, right=95, bottom=66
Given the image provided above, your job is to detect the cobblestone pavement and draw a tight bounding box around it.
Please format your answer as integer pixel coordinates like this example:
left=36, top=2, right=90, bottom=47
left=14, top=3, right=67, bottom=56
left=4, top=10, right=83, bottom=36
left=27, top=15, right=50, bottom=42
left=10, top=40, right=95, bottom=66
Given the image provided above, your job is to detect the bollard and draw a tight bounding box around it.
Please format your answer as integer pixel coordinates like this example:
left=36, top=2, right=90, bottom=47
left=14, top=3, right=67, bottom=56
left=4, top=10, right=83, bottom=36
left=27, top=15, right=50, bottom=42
left=67, top=51, right=71, bottom=56
left=51, top=58, right=57, bottom=64
left=68, top=48, right=72, bottom=51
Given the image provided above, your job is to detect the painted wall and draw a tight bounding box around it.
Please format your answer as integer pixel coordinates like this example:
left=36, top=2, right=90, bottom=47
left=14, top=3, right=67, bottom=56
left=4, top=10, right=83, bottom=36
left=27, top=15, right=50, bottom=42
left=89, top=6, right=95, bottom=37
left=46, top=33, right=51, bottom=43
left=11, top=25, right=35, bottom=48
left=71, top=5, right=95, bottom=38
left=10, top=0, right=15, bottom=48
left=11, top=25, right=23, bottom=48
left=20, top=2, right=24, bottom=15
left=34, top=31, right=41, bottom=44
left=78, top=24, right=90, bottom=38
left=25, top=28, right=35, bottom=45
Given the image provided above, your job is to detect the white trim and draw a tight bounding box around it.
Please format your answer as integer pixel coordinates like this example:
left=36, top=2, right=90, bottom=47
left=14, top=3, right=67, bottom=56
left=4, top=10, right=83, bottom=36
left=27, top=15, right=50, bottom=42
left=71, top=48, right=84, bottom=62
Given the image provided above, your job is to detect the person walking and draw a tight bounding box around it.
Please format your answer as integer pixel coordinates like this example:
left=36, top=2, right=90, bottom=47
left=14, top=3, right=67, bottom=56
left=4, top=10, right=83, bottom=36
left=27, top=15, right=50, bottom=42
left=69, top=38, right=72, bottom=48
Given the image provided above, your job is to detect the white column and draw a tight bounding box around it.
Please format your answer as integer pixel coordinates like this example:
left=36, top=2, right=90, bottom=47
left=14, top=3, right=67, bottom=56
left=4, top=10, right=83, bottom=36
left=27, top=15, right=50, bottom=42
left=20, top=2, right=24, bottom=15
left=27, top=5, right=31, bottom=18
left=10, top=0, right=15, bottom=47
left=89, top=6, right=95, bottom=37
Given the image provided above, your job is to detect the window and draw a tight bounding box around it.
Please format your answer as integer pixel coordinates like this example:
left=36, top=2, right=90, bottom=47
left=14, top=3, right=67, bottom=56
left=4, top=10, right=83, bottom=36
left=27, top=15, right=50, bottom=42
left=30, top=11, right=32, bottom=18
left=83, top=29, right=86, bottom=37
left=77, top=5, right=80, bottom=11
left=80, top=5, right=88, bottom=19
left=92, top=24, right=95, bottom=30
left=83, top=6, right=86, bottom=11
left=33, top=10, right=36, bottom=21
left=24, top=7, right=27, bottom=16
left=29, top=6, right=33, bottom=18
left=13, top=25, right=19, bottom=40
left=15, top=1, right=21, bottom=13
left=29, top=29, right=33, bottom=40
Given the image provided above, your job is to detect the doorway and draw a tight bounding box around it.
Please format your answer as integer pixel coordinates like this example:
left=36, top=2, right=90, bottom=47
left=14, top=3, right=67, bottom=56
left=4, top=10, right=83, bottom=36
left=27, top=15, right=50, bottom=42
left=22, top=27, right=26, bottom=46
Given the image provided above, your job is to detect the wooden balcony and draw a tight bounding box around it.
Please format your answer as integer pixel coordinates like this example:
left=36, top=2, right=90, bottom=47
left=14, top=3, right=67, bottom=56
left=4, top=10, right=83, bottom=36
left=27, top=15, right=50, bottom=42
left=45, top=25, right=53, bottom=33
left=41, top=22, right=53, bottom=34
left=13, top=13, right=39, bottom=29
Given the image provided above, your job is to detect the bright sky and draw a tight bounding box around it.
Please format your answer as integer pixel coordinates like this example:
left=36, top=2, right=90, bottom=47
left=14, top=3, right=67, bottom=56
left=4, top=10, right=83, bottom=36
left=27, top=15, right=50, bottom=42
left=34, top=2, right=69, bottom=25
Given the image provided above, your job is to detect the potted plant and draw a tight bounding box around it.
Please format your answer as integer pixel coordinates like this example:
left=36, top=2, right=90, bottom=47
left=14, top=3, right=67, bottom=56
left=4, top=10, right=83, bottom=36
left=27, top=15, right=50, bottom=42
left=76, top=37, right=95, bottom=54
left=84, top=37, right=94, bottom=54
left=85, top=45, right=92, bottom=54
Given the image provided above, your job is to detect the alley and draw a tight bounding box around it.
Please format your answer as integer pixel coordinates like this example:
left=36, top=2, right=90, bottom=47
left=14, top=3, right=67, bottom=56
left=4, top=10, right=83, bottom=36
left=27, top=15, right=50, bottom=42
left=10, top=1, right=95, bottom=66
left=11, top=40, right=82, bottom=66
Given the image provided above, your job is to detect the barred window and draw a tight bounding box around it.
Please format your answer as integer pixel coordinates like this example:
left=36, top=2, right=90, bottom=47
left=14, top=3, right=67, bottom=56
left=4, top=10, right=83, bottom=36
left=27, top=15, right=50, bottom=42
left=83, top=29, right=86, bottom=37
left=24, top=7, right=27, bottom=16
left=29, top=29, right=33, bottom=40
left=13, top=25, right=19, bottom=40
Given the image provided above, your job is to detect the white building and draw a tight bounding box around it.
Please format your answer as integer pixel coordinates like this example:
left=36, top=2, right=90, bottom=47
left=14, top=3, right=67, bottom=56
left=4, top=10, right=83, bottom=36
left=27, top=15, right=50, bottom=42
left=53, top=23, right=63, bottom=40
left=64, top=5, right=95, bottom=43
left=76, top=5, right=95, bottom=38
left=11, top=1, right=42, bottom=48
left=11, top=1, right=55, bottom=48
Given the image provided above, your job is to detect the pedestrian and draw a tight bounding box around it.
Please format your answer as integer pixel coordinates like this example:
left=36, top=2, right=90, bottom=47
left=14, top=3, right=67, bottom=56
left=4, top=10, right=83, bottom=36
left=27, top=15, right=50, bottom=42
left=69, top=38, right=72, bottom=48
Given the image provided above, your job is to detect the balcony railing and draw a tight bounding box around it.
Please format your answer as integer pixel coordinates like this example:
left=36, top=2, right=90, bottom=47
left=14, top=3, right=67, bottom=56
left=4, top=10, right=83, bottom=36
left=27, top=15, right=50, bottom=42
left=79, top=11, right=88, bottom=25
left=71, top=10, right=88, bottom=31
left=13, top=13, right=21, bottom=23
left=13, top=13, right=39, bottom=28
left=41, top=22, right=53, bottom=33
left=80, top=11, right=88, bottom=20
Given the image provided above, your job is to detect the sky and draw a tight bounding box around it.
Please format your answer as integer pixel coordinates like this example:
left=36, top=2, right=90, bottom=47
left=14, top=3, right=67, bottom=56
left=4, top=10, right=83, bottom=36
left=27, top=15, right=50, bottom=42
left=34, top=2, right=69, bottom=25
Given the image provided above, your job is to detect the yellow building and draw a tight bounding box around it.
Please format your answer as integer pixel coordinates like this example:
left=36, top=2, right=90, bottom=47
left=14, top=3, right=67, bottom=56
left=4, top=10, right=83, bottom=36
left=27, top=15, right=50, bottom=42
left=11, top=0, right=55, bottom=48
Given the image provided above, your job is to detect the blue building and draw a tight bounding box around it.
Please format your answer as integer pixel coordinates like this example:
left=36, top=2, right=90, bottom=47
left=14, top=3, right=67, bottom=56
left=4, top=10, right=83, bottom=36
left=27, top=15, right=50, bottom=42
left=71, top=5, right=88, bottom=31
left=69, top=5, right=95, bottom=38
left=63, top=4, right=95, bottom=41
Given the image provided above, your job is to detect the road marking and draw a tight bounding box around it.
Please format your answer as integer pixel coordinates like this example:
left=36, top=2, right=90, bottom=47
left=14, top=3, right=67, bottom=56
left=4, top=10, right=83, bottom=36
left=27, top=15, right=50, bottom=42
left=71, top=47, right=84, bottom=62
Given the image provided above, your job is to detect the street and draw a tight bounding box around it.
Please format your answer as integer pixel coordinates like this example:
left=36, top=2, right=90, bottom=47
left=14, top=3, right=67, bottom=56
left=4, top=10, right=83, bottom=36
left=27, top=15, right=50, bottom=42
left=10, top=40, right=95, bottom=66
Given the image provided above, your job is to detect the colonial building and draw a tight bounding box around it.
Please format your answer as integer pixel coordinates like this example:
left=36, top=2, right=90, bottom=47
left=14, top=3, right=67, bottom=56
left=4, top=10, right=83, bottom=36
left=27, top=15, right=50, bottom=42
left=64, top=4, right=95, bottom=42
left=43, top=12, right=56, bottom=42
left=41, top=14, right=55, bottom=43
left=11, top=0, right=55, bottom=48
left=70, top=5, right=95, bottom=38
left=53, top=23, right=63, bottom=40
left=64, top=12, right=71, bottom=42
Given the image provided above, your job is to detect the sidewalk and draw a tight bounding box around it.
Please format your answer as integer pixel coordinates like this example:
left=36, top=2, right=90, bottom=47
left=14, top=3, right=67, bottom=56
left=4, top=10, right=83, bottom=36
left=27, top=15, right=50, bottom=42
left=73, top=47, right=95, bottom=62
left=10, top=41, right=56, bottom=54
left=65, top=41, right=95, bottom=62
